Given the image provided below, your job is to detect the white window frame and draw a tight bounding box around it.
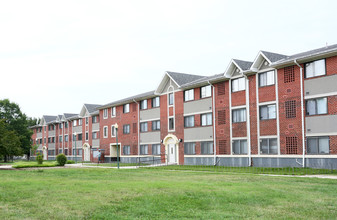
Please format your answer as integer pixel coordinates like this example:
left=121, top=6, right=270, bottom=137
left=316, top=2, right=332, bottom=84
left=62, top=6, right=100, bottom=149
left=123, top=104, right=130, bottom=113
left=260, top=104, right=276, bottom=120
left=184, top=115, right=195, bottom=128
left=184, top=142, right=196, bottom=155
left=184, top=89, right=194, bottom=102
left=259, top=70, right=275, bottom=87
left=231, top=77, right=246, bottom=92
left=103, top=109, right=108, bottom=119
left=305, top=59, right=326, bottom=78
left=307, top=136, right=330, bottom=154
left=201, top=85, right=212, bottom=98
left=103, top=126, right=108, bottom=138
left=201, top=113, right=212, bottom=126
left=140, top=100, right=148, bottom=110
left=201, top=141, right=214, bottom=155
left=168, top=117, right=175, bottom=131
left=123, top=124, right=130, bottom=134
left=78, top=119, right=82, bottom=126
left=260, top=138, right=278, bottom=154
left=73, top=120, right=77, bottom=127
left=232, top=108, right=246, bottom=123
left=152, top=97, right=160, bottom=108
left=168, top=93, right=174, bottom=106
left=111, top=107, right=116, bottom=118
left=306, top=97, right=328, bottom=116
left=232, top=139, right=248, bottom=155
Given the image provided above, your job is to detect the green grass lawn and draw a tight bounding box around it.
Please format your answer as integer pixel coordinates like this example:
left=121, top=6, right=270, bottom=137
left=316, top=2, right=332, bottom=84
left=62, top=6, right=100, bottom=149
left=0, top=168, right=336, bottom=219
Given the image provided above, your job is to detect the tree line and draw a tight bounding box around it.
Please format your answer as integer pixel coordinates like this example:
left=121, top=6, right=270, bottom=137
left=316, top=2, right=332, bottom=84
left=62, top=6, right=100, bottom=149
left=0, top=99, right=38, bottom=162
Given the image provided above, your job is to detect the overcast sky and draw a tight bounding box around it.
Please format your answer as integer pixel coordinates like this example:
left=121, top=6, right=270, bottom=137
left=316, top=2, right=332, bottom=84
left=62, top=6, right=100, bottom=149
left=0, top=0, right=336, bottom=118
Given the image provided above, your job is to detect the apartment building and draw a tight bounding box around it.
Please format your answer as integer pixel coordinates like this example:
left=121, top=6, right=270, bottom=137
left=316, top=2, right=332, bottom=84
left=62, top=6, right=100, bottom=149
left=30, top=44, right=337, bottom=168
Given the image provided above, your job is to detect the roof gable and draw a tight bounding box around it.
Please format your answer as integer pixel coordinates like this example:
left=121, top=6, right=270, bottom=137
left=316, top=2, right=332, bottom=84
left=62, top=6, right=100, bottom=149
left=251, top=51, right=287, bottom=71
left=224, top=59, right=252, bottom=78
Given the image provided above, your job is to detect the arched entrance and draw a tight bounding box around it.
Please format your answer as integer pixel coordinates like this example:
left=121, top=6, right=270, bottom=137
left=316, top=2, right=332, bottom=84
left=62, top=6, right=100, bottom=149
left=83, top=143, right=91, bottom=161
left=163, top=134, right=179, bottom=164
left=42, top=146, right=47, bottom=160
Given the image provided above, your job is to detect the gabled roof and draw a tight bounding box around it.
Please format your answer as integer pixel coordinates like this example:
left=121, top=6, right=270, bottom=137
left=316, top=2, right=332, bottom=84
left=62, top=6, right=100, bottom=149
left=63, top=113, right=78, bottom=120
left=271, top=44, right=337, bottom=67
left=180, top=73, right=225, bottom=89
left=98, top=91, right=156, bottom=110
left=251, top=51, right=287, bottom=71
left=84, top=104, right=101, bottom=115
left=42, top=115, right=57, bottom=125
left=166, top=71, right=205, bottom=86
left=224, top=59, right=252, bottom=78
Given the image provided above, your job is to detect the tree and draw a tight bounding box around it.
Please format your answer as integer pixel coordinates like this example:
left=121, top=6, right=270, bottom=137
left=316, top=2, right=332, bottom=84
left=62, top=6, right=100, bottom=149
left=0, top=120, right=21, bottom=162
left=0, top=99, right=33, bottom=161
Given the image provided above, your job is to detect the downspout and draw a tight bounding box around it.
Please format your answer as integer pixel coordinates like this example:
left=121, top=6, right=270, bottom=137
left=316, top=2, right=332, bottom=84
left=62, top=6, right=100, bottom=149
left=294, top=60, right=306, bottom=168
left=243, top=74, right=252, bottom=166
left=208, top=81, right=217, bottom=166
left=133, top=99, right=140, bottom=158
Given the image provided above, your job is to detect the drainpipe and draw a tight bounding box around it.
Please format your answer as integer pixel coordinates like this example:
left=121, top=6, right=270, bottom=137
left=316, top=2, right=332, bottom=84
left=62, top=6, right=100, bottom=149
left=243, top=74, right=252, bottom=166
left=207, top=81, right=217, bottom=166
left=294, top=60, right=306, bottom=168
left=133, top=99, right=140, bottom=158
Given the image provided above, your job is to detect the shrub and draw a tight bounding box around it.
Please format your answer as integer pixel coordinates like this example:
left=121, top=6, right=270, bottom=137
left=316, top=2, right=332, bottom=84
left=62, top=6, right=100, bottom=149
left=66, top=160, right=75, bottom=164
left=36, top=153, right=43, bottom=164
left=56, top=154, right=67, bottom=166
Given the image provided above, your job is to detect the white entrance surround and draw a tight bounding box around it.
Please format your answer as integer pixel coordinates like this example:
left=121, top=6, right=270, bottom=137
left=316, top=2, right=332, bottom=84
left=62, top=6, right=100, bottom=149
left=83, top=143, right=91, bottom=161
left=42, top=146, right=47, bottom=160
left=163, top=134, right=179, bottom=164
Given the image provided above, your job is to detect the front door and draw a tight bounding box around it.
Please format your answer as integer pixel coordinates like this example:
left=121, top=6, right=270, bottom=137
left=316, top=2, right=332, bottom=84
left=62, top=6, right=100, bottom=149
left=168, top=144, right=176, bottom=163
left=84, top=147, right=90, bottom=161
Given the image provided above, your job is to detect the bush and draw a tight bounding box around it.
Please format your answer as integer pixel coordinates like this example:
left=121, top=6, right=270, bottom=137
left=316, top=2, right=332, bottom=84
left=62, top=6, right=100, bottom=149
left=66, top=160, right=75, bottom=164
left=56, top=154, right=67, bottom=166
left=36, top=153, right=43, bottom=164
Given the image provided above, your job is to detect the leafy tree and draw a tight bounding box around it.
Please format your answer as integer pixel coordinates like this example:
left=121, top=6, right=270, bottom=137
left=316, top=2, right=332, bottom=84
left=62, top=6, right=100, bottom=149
left=0, top=99, right=33, bottom=161
left=0, top=120, right=21, bottom=162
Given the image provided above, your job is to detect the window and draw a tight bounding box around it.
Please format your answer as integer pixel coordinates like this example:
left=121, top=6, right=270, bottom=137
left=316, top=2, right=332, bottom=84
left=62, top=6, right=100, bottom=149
left=111, top=125, right=116, bottom=137
left=184, top=89, right=194, bottom=101
left=78, top=149, right=82, bottom=156
left=85, top=132, right=88, bottom=141
left=201, top=113, right=212, bottom=126
left=306, top=97, right=327, bottom=116
left=73, top=120, right=77, bottom=127
left=39, top=139, right=42, bottom=144
left=123, top=145, right=131, bottom=155
left=260, top=104, right=276, bottom=120
left=184, top=142, right=195, bottom=155
left=92, top=132, right=98, bottom=139
left=59, top=123, right=63, bottom=129
left=78, top=119, right=82, bottom=126
left=152, top=120, right=160, bottom=131
left=260, top=138, right=278, bottom=154
left=232, top=108, right=246, bottom=123
left=86, top=117, right=88, bottom=124
left=168, top=93, right=174, bottom=105
left=169, top=117, right=174, bottom=130
left=285, top=100, right=296, bottom=118
left=58, top=149, right=63, bottom=154
left=259, top=70, right=275, bottom=87
left=231, top=77, right=245, bottom=92
left=103, top=126, right=108, bottom=138
left=152, top=97, right=160, bottom=108
left=305, top=59, right=326, bottom=78
left=152, top=144, right=161, bottom=155
left=111, top=107, right=116, bottom=117
left=284, top=66, right=295, bottom=83
left=78, top=133, right=82, bottom=141
left=201, top=141, right=213, bottom=154
left=48, top=137, right=51, bottom=143
left=123, top=104, right=130, bottom=113
left=140, top=145, right=148, bottom=155
left=103, top=109, right=108, bottom=118
left=201, top=85, right=212, bottom=98
left=123, top=124, right=130, bottom=134
left=140, top=100, right=148, bottom=110
left=184, top=115, right=194, bottom=128
left=92, top=116, right=98, bottom=123
left=232, top=140, right=247, bottom=154
left=307, top=137, right=329, bottom=154
left=44, top=138, right=46, bottom=143
left=48, top=150, right=55, bottom=156
left=65, top=135, right=68, bottom=142
left=140, top=122, right=148, bottom=132
left=59, top=136, right=63, bottom=143
left=65, top=122, right=68, bottom=128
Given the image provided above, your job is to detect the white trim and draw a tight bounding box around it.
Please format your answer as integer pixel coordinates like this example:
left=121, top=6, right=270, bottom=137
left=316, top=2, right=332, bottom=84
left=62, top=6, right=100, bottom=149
left=183, top=110, right=212, bottom=117
left=245, top=75, right=251, bottom=166
left=231, top=104, right=246, bottom=110
left=306, top=132, right=337, bottom=137
left=260, top=135, right=278, bottom=139
left=231, top=137, right=247, bottom=140
left=139, top=141, right=161, bottom=145
left=305, top=92, right=337, bottom=100
left=184, top=155, right=214, bottom=158
left=183, top=138, right=213, bottom=142
left=111, top=106, right=116, bottom=118
left=215, top=154, right=337, bottom=158
left=229, top=79, right=232, bottom=155
left=258, top=100, right=276, bottom=106
left=116, top=155, right=161, bottom=158
left=139, top=118, right=161, bottom=123
left=92, top=129, right=100, bottom=132
left=256, top=74, right=260, bottom=155
left=275, top=69, right=281, bottom=156
left=256, top=67, right=275, bottom=73
left=111, top=125, right=116, bottom=137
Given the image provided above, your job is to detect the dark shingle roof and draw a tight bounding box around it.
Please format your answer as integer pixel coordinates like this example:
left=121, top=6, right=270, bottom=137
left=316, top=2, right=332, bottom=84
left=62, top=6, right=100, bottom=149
left=43, top=115, right=57, bottom=124
left=272, top=44, right=337, bottom=65
left=233, top=59, right=253, bottom=71
left=180, top=73, right=225, bottom=88
left=261, top=51, right=288, bottom=63
left=64, top=113, right=78, bottom=119
left=167, top=71, right=205, bottom=86
left=99, top=90, right=156, bottom=109
left=84, top=104, right=102, bottom=114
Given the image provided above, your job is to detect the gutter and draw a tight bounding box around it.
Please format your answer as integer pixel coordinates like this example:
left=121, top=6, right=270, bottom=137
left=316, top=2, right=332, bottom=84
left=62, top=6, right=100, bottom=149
left=294, top=60, right=306, bottom=168
left=243, top=74, right=251, bottom=166
left=207, top=81, right=217, bottom=166
left=133, top=99, right=140, bottom=157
